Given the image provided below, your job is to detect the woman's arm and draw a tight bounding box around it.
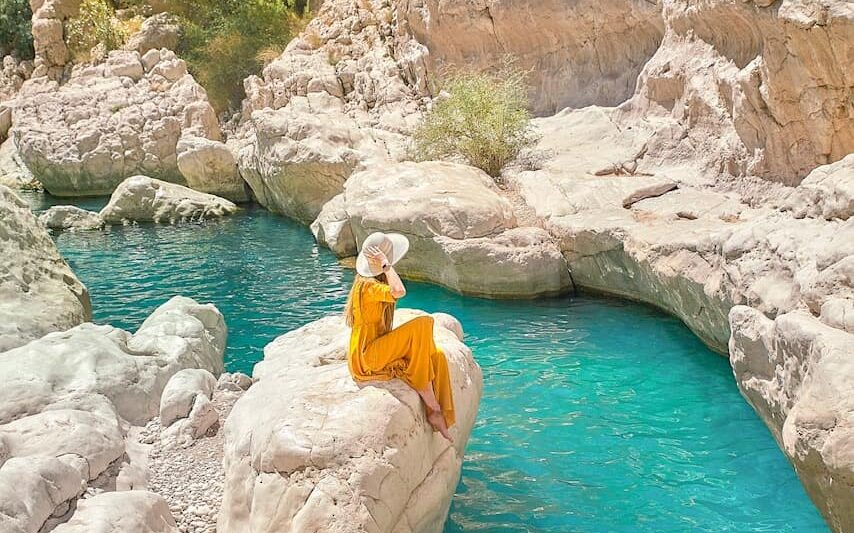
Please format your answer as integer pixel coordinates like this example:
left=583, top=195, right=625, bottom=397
left=384, top=265, right=406, bottom=299
left=366, top=246, right=407, bottom=299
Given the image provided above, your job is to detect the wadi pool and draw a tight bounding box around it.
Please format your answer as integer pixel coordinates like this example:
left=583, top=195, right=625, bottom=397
left=26, top=193, right=827, bottom=532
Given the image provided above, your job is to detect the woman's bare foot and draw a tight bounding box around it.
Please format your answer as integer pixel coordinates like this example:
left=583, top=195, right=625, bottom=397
left=426, top=408, right=454, bottom=443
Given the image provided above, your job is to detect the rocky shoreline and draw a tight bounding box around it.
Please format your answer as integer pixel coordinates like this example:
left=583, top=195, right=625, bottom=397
left=1, top=0, right=852, bottom=531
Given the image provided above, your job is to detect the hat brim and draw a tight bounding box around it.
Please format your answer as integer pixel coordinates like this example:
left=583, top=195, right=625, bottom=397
left=355, top=232, right=410, bottom=277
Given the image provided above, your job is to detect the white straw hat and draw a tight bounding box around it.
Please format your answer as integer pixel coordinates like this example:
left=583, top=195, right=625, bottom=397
left=355, top=232, right=410, bottom=277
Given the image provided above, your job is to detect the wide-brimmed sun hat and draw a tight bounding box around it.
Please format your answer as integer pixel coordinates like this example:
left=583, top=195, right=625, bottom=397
left=355, top=232, right=410, bottom=277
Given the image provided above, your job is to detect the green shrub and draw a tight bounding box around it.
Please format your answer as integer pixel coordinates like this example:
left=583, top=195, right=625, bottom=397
left=413, top=64, right=537, bottom=179
left=0, top=0, right=34, bottom=59
left=66, top=0, right=130, bottom=62
left=171, top=0, right=308, bottom=113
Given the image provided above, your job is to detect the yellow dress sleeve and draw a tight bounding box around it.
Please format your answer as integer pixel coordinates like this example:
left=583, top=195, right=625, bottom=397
left=365, top=281, right=396, bottom=303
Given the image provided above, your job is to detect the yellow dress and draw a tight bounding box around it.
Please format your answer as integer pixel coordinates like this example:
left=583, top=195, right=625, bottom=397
left=347, top=278, right=456, bottom=428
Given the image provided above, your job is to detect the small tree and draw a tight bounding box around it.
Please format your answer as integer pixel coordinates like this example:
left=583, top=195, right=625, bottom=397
left=0, top=0, right=34, bottom=59
left=413, top=63, right=537, bottom=179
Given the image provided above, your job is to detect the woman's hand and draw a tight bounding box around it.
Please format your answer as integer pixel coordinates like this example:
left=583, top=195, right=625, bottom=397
left=365, top=246, right=390, bottom=272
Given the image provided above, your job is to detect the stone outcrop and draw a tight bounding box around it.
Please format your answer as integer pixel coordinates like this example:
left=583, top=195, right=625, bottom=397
left=99, top=176, right=238, bottom=224
left=11, top=48, right=235, bottom=197
left=52, top=490, right=179, bottom=533
left=0, top=138, right=38, bottom=189
left=0, top=296, right=226, bottom=533
left=177, top=136, right=249, bottom=203
left=159, top=369, right=219, bottom=447
left=124, top=13, right=182, bottom=55
left=0, top=185, right=90, bottom=352
left=314, top=161, right=570, bottom=297
left=219, top=309, right=483, bottom=533
left=39, top=205, right=105, bottom=230
left=729, top=306, right=854, bottom=533
left=28, top=0, right=82, bottom=79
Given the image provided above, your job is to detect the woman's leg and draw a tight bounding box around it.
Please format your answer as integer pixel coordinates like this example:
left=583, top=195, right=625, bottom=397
left=363, top=316, right=454, bottom=438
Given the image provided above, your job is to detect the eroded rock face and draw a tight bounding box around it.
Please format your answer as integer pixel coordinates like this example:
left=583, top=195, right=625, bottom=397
left=124, top=13, right=182, bottom=55
left=99, top=175, right=238, bottom=224
left=13, top=49, right=223, bottom=196
left=0, top=185, right=90, bottom=352
left=729, top=307, right=854, bottom=532
left=317, top=161, right=570, bottom=297
left=0, top=138, right=38, bottom=189
left=219, top=309, right=482, bottom=533
left=0, top=296, right=225, bottom=533
left=402, top=0, right=665, bottom=115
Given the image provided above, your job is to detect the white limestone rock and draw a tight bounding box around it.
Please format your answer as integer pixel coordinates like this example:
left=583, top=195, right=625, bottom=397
left=13, top=48, right=223, bottom=197
left=219, top=309, right=483, bottom=533
left=100, top=175, right=238, bottom=224
left=39, top=205, right=105, bottom=230
left=0, top=185, right=90, bottom=352
left=237, top=96, right=394, bottom=224
left=216, top=372, right=253, bottom=392
left=0, top=296, right=226, bottom=426
left=784, top=154, right=854, bottom=221
left=319, top=161, right=570, bottom=297
left=124, top=13, right=181, bottom=55
left=52, top=490, right=179, bottom=533
left=729, top=306, right=854, bottom=533
left=0, top=138, right=38, bottom=189
left=0, top=456, right=86, bottom=533
left=176, top=136, right=249, bottom=203
left=159, top=369, right=217, bottom=427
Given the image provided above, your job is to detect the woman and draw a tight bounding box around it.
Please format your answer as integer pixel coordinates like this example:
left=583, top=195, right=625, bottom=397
left=344, top=232, right=455, bottom=442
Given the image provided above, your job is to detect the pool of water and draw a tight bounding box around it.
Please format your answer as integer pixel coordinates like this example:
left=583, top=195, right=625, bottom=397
left=24, top=193, right=826, bottom=532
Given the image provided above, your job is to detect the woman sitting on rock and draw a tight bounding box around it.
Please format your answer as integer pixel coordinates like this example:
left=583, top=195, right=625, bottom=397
left=344, top=232, right=455, bottom=441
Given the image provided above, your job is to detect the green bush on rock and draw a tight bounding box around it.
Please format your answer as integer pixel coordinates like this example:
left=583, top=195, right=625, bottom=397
left=413, top=63, right=538, bottom=180
left=169, top=0, right=309, bottom=113
left=0, top=0, right=34, bottom=59
left=66, top=0, right=140, bottom=62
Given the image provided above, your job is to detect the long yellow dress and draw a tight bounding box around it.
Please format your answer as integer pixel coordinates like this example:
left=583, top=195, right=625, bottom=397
left=347, top=278, right=456, bottom=428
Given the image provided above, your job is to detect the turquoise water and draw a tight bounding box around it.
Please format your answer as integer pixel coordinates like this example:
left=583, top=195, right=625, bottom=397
left=25, top=193, right=826, bottom=532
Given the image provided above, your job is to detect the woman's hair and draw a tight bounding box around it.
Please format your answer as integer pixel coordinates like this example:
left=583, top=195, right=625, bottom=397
left=344, top=274, right=394, bottom=333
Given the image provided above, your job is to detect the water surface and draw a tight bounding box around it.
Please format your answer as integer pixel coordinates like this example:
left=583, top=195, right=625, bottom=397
left=25, top=193, right=826, bottom=532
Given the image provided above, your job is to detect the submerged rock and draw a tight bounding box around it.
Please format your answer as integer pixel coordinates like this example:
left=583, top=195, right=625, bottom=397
left=100, top=175, right=238, bottom=224
left=39, top=205, right=105, bottom=231
left=729, top=307, right=854, bottom=533
left=315, top=161, right=570, bottom=298
left=0, top=185, right=90, bottom=352
left=219, top=309, right=483, bottom=533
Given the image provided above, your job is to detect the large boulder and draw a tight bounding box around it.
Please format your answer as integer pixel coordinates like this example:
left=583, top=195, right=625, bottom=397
left=729, top=307, right=854, bottom=532
left=176, top=136, right=248, bottom=203
left=219, top=309, right=483, bottom=533
left=0, top=296, right=225, bottom=533
left=0, top=138, right=39, bottom=190
left=0, top=185, right=90, bottom=352
left=124, top=13, right=182, bottom=55
left=99, top=175, right=238, bottom=224
left=52, top=490, right=179, bottom=533
left=0, top=296, right=226, bottom=425
left=315, top=161, right=570, bottom=297
left=784, top=153, right=854, bottom=221
left=237, top=95, right=395, bottom=224
left=12, top=48, right=228, bottom=197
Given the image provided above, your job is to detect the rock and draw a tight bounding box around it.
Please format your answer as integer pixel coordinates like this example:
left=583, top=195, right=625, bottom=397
left=0, top=138, right=39, bottom=190
left=159, top=369, right=217, bottom=427
left=99, top=176, right=238, bottom=224
left=219, top=309, right=483, bottom=533
left=39, top=205, right=105, bottom=230
left=0, top=185, right=91, bottom=352
left=13, top=48, right=224, bottom=197
left=237, top=97, right=393, bottom=223
left=52, top=490, right=179, bottom=533
left=319, top=161, right=570, bottom=297
left=124, top=13, right=182, bottom=55
left=0, top=456, right=86, bottom=533
left=784, top=154, right=854, bottom=221
left=29, top=0, right=81, bottom=79
left=176, top=136, right=249, bottom=203
left=310, top=193, right=356, bottom=257
left=216, top=372, right=253, bottom=392
left=729, top=306, right=854, bottom=533
left=162, top=393, right=219, bottom=446
left=0, top=296, right=226, bottom=425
